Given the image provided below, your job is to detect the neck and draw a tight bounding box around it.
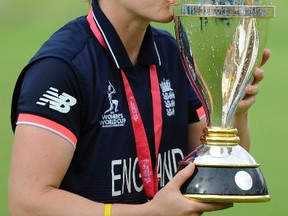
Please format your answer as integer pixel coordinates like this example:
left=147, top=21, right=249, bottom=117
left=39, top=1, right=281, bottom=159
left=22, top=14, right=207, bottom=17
left=98, top=0, right=149, bottom=65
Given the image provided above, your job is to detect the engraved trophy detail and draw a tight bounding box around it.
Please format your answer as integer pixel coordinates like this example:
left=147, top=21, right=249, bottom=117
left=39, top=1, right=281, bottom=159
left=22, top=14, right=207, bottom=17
left=174, top=0, right=276, bottom=202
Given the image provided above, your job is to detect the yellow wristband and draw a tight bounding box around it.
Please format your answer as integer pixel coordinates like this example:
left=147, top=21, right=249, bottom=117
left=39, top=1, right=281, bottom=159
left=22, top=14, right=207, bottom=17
left=104, top=204, right=112, bottom=216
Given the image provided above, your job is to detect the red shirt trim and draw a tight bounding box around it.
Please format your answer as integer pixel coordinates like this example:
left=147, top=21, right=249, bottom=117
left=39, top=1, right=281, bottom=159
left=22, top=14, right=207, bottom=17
left=17, top=113, right=77, bottom=148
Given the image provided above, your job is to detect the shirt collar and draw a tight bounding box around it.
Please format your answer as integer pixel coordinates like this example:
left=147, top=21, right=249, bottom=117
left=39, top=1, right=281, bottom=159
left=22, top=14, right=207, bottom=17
left=91, top=1, right=161, bottom=68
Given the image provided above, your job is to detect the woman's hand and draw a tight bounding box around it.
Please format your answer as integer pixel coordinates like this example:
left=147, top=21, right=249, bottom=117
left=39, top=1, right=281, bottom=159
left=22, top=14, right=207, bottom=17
left=236, top=49, right=271, bottom=115
left=146, top=163, right=233, bottom=216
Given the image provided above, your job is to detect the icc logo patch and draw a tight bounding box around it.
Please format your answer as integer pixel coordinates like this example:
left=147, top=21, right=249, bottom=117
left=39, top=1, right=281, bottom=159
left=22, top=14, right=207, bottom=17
left=99, top=81, right=126, bottom=128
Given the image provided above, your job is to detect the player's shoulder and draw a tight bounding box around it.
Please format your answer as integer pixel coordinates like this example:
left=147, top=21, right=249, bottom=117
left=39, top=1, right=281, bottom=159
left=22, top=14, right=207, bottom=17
left=31, top=16, right=94, bottom=63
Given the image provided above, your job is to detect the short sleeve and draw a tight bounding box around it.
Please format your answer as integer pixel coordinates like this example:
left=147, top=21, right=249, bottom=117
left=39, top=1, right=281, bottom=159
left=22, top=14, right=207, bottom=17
left=12, top=57, right=83, bottom=147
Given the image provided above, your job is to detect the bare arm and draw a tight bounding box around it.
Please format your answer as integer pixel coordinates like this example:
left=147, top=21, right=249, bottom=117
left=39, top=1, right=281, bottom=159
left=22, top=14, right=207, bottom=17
left=9, top=125, right=231, bottom=216
left=188, top=119, right=206, bottom=152
left=9, top=125, right=105, bottom=215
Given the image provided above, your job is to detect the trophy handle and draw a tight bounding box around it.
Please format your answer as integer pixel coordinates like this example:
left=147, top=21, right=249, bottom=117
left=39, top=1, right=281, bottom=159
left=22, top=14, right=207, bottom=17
left=222, top=18, right=259, bottom=127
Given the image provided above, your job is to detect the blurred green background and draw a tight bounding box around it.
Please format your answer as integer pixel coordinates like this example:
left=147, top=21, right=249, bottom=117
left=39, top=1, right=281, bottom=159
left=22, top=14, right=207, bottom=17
left=0, top=0, right=286, bottom=215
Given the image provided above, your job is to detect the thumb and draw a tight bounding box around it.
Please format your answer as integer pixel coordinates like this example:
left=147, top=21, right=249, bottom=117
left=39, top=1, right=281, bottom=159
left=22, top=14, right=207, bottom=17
left=171, top=163, right=196, bottom=188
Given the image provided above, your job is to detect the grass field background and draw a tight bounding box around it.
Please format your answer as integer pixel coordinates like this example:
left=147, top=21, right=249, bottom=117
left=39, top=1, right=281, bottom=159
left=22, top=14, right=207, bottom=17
left=0, top=0, right=287, bottom=215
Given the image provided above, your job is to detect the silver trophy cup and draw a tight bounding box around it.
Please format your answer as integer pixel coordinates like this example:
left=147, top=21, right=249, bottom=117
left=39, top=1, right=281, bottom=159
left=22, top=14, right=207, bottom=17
left=174, top=0, right=275, bottom=202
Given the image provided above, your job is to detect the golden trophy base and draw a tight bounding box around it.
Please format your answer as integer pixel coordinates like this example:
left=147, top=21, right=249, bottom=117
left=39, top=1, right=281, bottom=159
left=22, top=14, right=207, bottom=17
left=184, top=194, right=271, bottom=203
left=178, top=128, right=270, bottom=203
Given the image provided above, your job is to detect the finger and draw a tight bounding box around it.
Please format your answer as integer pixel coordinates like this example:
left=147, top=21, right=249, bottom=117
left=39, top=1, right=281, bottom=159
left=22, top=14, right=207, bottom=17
left=191, top=201, right=233, bottom=213
left=171, top=163, right=195, bottom=188
left=259, top=48, right=271, bottom=67
left=244, top=84, right=259, bottom=96
left=251, top=67, right=264, bottom=85
left=238, top=95, right=256, bottom=110
left=206, top=203, right=233, bottom=212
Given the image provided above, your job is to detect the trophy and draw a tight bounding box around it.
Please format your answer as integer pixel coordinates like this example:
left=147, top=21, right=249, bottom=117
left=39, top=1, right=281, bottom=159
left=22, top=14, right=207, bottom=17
left=174, top=0, right=275, bottom=202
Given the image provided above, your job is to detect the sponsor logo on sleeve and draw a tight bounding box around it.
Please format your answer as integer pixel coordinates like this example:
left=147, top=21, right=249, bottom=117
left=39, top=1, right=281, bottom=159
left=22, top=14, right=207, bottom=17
left=36, top=87, right=77, bottom=114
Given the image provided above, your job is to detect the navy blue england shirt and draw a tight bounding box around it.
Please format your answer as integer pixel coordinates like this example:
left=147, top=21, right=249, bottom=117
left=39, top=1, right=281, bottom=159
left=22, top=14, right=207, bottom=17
left=11, top=3, right=204, bottom=204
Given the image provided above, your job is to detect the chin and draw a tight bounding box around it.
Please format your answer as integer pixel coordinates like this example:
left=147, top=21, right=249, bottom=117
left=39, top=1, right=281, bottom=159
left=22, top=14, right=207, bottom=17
left=155, top=15, right=174, bottom=23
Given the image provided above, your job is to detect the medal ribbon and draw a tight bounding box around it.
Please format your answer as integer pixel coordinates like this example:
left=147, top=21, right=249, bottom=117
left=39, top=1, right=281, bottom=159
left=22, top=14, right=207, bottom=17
left=87, top=9, right=162, bottom=199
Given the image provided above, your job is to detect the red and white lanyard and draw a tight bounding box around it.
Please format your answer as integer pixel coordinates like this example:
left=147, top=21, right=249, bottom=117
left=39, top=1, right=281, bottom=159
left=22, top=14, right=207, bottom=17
left=87, top=9, right=163, bottom=199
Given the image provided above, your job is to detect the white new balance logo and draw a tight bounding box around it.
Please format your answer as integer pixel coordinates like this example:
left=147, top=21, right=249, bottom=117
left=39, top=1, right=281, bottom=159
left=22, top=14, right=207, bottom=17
left=36, top=87, right=77, bottom=114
